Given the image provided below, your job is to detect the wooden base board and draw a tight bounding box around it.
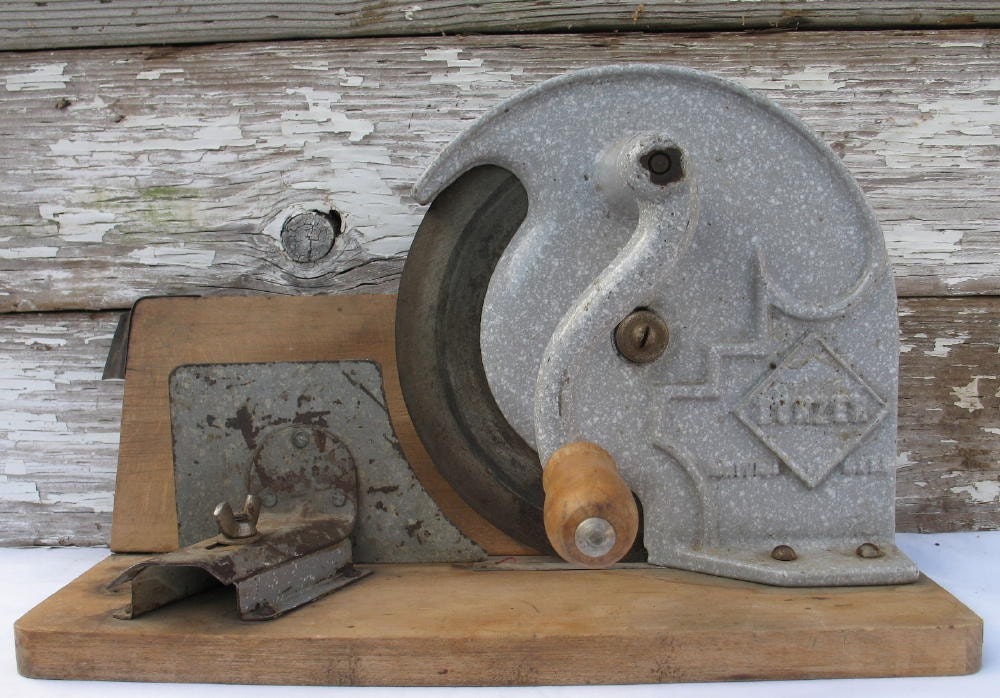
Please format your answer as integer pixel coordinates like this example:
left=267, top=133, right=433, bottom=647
left=16, top=555, right=982, bottom=686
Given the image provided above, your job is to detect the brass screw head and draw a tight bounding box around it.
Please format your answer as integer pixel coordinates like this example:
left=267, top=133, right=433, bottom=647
left=614, top=309, right=669, bottom=364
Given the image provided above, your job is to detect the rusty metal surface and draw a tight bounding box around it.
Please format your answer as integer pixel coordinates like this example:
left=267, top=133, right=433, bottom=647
left=170, top=361, right=485, bottom=563
left=109, top=525, right=369, bottom=620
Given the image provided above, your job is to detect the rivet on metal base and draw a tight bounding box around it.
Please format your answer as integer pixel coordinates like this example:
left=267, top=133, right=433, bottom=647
left=771, top=544, right=798, bottom=562
left=856, top=542, right=884, bottom=559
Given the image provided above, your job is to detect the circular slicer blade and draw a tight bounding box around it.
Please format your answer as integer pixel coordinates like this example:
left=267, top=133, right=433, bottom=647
left=395, top=165, right=551, bottom=553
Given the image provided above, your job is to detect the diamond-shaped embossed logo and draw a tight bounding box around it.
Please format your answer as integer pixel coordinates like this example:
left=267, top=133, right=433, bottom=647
left=735, top=333, right=887, bottom=489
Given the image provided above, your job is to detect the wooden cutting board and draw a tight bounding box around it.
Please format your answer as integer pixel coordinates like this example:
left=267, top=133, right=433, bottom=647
left=15, top=554, right=981, bottom=686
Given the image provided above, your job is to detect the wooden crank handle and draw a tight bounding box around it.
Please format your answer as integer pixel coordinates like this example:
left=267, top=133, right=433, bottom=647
left=542, top=441, right=639, bottom=568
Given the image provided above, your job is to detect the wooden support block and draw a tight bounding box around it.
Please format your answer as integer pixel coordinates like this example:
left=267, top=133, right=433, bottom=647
left=15, top=554, right=982, bottom=686
left=110, top=293, right=532, bottom=556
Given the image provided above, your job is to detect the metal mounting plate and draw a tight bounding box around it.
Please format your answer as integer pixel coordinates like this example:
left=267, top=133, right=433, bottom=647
left=170, top=361, right=485, bottom=563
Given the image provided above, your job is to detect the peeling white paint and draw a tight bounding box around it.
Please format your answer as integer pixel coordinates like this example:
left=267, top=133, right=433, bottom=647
left=337, top=68, right=366, bottom=88
left=404, top=5, right=422, bottom=21
left=896, top=451, right=915, bottom=468
left=881, top=96, right=998, bottom=170
left=884, top=223, right=963, bottom=263
left=1, top=337, right=67, bottom=348
left=951, top=375, right=996, bottom=412
left=423, top=48, right=524, bottom=89
left=740, top=65, right=847, bottom=92
left=136, top=68, right=184, bottom=80
left=899, top=343, right=914, bottom=353
left=925, top=333, right=969, bottom=357
left=52, top=491, right=114, bottom=513
left=0, top=477, right=40, bottom=503
left=38, top=204, right=116, bottom=243
left=983, top=427, right=1000, bottom=436
left=277, top=87, right=375, bottom=143
left=4, top=62, right=68, bottom=91
left=0, top=246, right=60, bottom=259
left=127, top=245, right=217, bottom=268
left=950, top=481, right=1000, bottom=504
left=49, top=114, right=255, bottom=155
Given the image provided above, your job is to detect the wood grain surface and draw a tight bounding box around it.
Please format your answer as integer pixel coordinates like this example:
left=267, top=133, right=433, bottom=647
left=0, top=31, right=998, bottom=314
left=2, top=1, right=999, bottom=51
left=14, top=554, right=983, bottom=685
left=1, top=297, right=996, bottom=546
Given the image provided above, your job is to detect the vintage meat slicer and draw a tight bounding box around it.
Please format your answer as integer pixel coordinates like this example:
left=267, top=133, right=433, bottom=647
left=110, top=65, right=918, bottom=621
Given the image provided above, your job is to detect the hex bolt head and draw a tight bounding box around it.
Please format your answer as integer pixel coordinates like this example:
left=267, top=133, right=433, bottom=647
left=280, top=210, right=340, bottom=263
left=614, top=309, right=669, bottom=364
left=856, top=542, right=884, bottom=559
left=771, top=544, right=798, bottom=562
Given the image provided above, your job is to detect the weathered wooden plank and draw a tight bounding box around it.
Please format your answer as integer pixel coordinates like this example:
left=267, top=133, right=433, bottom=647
left=0, top=312, right=121, bottom=545
left=1, top=30, right=998, bottom=313
left=2, top=1, right=999, bottom=52
left=14, top=556, right=982, bottom=685
left=896, top=297, right=1000, bottom=533
left=0, top=297, right=996, bottom=546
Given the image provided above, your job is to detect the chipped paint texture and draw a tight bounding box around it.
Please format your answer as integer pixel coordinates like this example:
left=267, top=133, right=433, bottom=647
left=951, top=376, right=996, bottom=412
left=3, top=62, right=68, bottom=91
left=926, top=332, right=970, bottom=357
left=896, top=298, right=1000, bottom=533
left=0, top=313, right=122, bottom=545
left=0, top=33, right=998, bottom=312
left=950, top=481, right=1000, bottom=504
left=423, top=48, right=525, bottom=89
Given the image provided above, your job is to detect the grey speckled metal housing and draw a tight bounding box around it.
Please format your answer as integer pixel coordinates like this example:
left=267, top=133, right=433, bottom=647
left=413, top=65, right=918, bottom=586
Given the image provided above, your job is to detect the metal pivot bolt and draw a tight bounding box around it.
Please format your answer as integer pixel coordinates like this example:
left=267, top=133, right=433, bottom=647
left=280, top=210, right=340, bottom=263
left=639, top=146, right=684, bottom=185
left=615, top=309, right=669, bottom=364
left=214, top=493, right=261, bottom=539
